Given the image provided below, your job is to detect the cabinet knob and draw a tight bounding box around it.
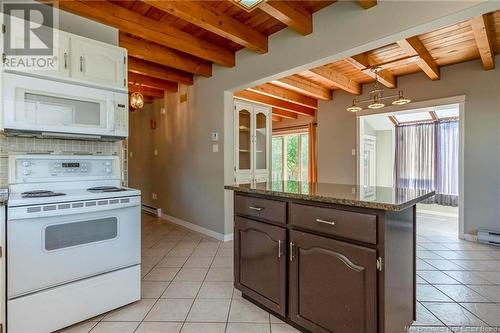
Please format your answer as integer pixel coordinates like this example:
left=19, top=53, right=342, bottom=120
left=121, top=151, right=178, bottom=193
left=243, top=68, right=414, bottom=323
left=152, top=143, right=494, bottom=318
left=315, top=218, right=336, bottom=226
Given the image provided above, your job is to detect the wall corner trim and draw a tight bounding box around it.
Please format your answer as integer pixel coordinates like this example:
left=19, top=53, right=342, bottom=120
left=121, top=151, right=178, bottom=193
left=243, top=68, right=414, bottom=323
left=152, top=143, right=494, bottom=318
left=160, top=213, right=233, bottom=242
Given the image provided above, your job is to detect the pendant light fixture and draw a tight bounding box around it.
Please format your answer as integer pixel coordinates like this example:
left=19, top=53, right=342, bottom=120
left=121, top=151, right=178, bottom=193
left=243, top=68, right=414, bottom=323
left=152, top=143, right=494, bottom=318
left=130, top=82, right=144, bottom=110
left=345, top=67, right=411, bottom=112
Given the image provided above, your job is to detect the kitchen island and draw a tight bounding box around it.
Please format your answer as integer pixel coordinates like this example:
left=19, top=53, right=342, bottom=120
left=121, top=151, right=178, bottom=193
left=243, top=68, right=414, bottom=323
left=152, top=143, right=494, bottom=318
left=225, top=181, right=435, bottom=333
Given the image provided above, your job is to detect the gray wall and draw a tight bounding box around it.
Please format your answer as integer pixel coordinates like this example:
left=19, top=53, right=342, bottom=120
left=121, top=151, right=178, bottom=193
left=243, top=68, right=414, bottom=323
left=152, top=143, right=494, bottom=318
left=317, top=57, right=500, bottom=235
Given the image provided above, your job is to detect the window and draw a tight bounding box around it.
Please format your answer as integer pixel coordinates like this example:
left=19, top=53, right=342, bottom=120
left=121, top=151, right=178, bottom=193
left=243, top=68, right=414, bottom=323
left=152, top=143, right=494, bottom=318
left=272, top=132, right=309, bottom=182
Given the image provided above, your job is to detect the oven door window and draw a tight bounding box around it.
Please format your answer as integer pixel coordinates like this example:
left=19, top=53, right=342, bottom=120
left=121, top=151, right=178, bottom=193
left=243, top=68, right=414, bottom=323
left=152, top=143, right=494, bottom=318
left=17, top=91, right=106, bottom=128
left=44, top=217, right=118, bottom=251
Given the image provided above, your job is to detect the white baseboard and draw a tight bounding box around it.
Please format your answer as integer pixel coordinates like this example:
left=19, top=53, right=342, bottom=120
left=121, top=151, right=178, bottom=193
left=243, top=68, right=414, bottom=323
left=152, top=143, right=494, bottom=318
left=160, top=213, right=232, bottom=242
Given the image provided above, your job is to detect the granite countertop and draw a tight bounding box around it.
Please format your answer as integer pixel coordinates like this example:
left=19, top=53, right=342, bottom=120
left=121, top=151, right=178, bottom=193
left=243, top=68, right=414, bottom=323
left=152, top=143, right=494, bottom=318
left=0, top=188, right=8, bottom=205
left=225, top=181, right=435, bottom=211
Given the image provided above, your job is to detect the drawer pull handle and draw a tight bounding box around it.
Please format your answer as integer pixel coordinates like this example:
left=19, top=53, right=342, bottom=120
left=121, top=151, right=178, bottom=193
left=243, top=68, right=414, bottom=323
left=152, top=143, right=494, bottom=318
left=278, top=240, right=283, bottom=258
left=289, top=242, right=295, bottom=262
left=316, top=218, right=336, bottom=226
left=249, top=206, right=263, bottom=211
left=63, top=52, right=68, bottom=69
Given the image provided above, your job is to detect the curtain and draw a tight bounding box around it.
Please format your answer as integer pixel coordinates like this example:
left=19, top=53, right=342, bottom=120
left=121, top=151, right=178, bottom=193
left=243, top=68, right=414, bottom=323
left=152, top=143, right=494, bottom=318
left=395, top=121, right=459, bottom=207
left=435, top=121, right=459, bottom=206
left=308, top=123, right=317, bottom=183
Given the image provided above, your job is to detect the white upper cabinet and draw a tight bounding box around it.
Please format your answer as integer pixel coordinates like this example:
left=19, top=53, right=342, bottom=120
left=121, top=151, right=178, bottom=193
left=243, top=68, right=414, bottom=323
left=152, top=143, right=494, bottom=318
left=70, top=36, right=127, bottom=89
left=234, top=100, right=271, bottom=184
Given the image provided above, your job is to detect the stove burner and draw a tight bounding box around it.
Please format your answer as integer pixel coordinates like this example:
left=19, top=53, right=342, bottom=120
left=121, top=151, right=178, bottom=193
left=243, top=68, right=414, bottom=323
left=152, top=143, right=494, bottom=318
left=22, top=190, right=66, bottom=198
left=87, top=186, right=127, bottom=193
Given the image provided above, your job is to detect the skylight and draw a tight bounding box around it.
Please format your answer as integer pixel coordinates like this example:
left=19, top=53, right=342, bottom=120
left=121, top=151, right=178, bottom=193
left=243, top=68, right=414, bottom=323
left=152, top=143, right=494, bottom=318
left=435, top=107, right=459, bottom=119
left=394, top=112, right=433, bottom=123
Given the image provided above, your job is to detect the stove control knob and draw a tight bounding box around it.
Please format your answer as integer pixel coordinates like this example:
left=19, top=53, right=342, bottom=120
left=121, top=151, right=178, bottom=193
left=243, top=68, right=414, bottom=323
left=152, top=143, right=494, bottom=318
left=23, top=169, right=31, bottom=175
left=22, top=161, right=31, bottom=167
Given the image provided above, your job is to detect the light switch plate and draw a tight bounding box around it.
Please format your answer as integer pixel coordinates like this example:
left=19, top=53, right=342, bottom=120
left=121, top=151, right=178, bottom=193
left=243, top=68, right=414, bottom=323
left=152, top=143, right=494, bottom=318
left=212, top=144, right=219, bottom=153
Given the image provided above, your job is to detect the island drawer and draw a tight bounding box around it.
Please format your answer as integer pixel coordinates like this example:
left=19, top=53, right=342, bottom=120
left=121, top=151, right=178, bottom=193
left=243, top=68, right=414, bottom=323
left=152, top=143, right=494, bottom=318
left=289, top=203, right=377, bottom=244
left=235, top=194, right=286, bottom=224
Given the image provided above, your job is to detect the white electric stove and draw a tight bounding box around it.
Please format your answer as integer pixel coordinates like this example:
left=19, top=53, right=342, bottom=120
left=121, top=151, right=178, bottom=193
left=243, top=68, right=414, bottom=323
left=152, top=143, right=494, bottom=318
left=6, top=154, right=141, bottom=333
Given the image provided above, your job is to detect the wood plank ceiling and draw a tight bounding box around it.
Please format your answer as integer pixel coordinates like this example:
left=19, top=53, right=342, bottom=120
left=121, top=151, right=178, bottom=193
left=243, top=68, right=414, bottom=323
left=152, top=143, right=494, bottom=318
left=236, top=10, right=500, bottom=122
left=53, top=0, right=351, bottom=101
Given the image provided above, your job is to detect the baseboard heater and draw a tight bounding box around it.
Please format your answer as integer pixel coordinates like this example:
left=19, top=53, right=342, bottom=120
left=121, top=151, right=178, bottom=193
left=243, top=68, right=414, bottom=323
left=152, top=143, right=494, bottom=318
left=142, top=204, right=161, bottom=217
left=478, top=229, right=500, bottom=247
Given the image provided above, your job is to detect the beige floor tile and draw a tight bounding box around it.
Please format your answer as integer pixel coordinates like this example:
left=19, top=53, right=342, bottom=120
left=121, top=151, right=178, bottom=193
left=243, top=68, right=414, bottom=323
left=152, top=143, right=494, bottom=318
left=434, top=285, right=490, bottom=302
left=422, top=302, right=485, bottom=326
left=459, top=303, right=500, bottom=326
left=183, top=256, right=214, bottom=268
left=145, top=299, right=194, bottom=322
left=174, top=268, right=209, bottom=282
left=186, top=299, right=231, bottom=322
left=57, top=321, right=97, bottom=333
left=417, top=285, right=453, bottom=302
left=424, top=260, right=464, bottom=271
left=226, top=323, right=270, bottom=333
left=141, top=256, right=163, bottom=267
left=270, top=323, right=302, bottom=333
left=135, top=322, right=183, bottom=333
left=211, top=256, right=233, bottom=268
left=143, top=268, right=180, bottom=282
left=102, top=299, right=156, bottom=322
left=198, top=282, right=234, bottom=299
left=228, top=299, right=270, bottom=323
left=413, top=303, right=442, bottom=326
left=142, top=281, right=169, bottom=299
left=162, top=281, right=202, bottom=298
left=467, top=285, right=500, bottom=302
left=270, top=315, right=285, bottom=324
left=205, top=267, right=233, bottom=282
left=90, top=322, right=139, bottom=333
left=443, top=271, right=491, bottom=284
left=180, top=323, right=226, bottom=333
left=143, top=248, right=171, bottom=257
left=157, top=256, right=188, bottom=268
left=417, top=271, right=460, bottom=284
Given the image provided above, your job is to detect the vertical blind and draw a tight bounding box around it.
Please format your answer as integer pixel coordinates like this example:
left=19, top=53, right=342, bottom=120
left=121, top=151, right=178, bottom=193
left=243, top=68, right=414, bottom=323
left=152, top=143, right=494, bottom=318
left=395, top=120, right=459, bottom=206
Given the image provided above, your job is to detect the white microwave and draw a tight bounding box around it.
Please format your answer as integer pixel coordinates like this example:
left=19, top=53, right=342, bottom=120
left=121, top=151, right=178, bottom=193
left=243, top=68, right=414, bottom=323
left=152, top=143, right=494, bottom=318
left=1, top=72, right=128, bottom=140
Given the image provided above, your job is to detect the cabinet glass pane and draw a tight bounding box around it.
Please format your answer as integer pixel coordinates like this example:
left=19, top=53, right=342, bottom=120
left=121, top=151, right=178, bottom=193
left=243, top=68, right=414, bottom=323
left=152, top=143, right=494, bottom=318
left=255, top=112, right=267, bottom=170
left=238, top=109, right=251, bottom=170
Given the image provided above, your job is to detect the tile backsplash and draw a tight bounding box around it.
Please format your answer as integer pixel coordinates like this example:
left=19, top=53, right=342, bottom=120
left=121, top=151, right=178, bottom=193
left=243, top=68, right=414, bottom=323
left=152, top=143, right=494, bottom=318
left=0, top=134, right=126, bottom=186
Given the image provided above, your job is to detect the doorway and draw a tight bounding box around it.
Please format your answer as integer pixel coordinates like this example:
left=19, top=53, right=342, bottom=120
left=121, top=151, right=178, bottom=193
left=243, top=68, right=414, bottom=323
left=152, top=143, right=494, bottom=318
left=358, top=103, right=462, bottom=237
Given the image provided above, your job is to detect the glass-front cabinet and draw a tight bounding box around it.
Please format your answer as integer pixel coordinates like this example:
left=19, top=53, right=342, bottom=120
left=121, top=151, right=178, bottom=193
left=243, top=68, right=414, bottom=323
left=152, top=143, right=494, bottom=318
left=234, top=101, right=271, bottom=184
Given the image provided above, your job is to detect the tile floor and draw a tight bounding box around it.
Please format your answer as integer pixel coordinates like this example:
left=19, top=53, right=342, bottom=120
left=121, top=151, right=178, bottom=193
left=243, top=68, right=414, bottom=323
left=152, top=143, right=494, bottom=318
left=58, top=212, right=500, bottom=333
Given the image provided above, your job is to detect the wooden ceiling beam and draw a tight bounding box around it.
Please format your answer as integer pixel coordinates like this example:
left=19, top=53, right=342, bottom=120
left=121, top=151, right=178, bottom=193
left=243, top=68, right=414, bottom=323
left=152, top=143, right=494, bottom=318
left=272, top=108, right=299, bottom=120
left=357, top=1, right=377, bottom=9
left=470, top=14, right=495, bottom=70
left=128, top=57, right=193, bottom=86
left=346, top=54, right=397, bottom=88
left=397, top=37, right=440, bottom=80
left=272, top=115, right=283, bottom=122
left=274, top=76, right=333, bottom=101
left=259, top=1, right=312, bottom=35
left=234, top=90, right=316, bottom=117
left=120, top=33, right=212, bottom=77
left=128, top=72, right=178, bottom=92
left=55, top=0, right=234, bottom=67
left=248, top=83, right=317, bottom=109
left=307, top=67, right=361, bottom=95
left=143, top=0, right=268, bottom=53
left=129, top=84, right=165, bottom=98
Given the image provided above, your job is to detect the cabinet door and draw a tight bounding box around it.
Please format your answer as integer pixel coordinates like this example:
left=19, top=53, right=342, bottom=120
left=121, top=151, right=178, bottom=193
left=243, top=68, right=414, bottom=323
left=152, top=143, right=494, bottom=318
left=7, top=28, right=70, bottom=78
left=289, top=231, right=377, bottom=333
left=0, top=206, right=5, bottom=329
left=235, top=102, right=253, bottom=182
left=234, top=217, right=286, bottom=316
left=253, top=106, right=270, bottom=174
left=71, top=36, right=127, bottom=89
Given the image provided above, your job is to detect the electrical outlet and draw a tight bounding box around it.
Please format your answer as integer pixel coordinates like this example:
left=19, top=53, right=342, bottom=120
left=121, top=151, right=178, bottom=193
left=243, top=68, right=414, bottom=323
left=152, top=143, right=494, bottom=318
left=152, top=193, right=158, bottom=200
left=352, top=149, right=356, bottom=156
left=212, top=144, right=219, bottom=153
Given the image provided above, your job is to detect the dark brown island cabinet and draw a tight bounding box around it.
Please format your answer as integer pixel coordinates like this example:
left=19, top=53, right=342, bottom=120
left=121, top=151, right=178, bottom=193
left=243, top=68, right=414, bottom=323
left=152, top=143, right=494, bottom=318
left=224, top=182, right=435, bottom=333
